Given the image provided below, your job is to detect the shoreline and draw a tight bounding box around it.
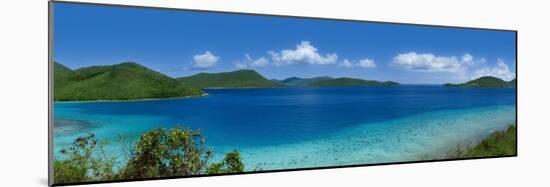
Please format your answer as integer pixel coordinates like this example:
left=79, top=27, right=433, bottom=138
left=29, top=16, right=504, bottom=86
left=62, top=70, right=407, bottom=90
left=54, top=93, right=209, bottom=104
left=418, top=123, right=516, bottom=161
left=54, top=85, right=516, bottom=103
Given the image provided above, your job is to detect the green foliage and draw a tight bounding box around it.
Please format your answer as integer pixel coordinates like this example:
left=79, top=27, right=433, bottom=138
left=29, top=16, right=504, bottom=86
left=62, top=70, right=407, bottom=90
left=207, top=150, right=245, bottom=174
left=54, top=61, right=407, bottom=102
left=206, top=163, right=224, bottom=174
left=222, top=150, right=245, bottom=173
left=177, top=69, right=284, bottom=88
left=53, top=160, right=87, bottom=184
left=54, top=127, right=245, bottom=184
left=120, top=127, right=213, bottom=179
left=444, top=76, right=516, bottom=88
left=54, top=133, right=117, bottom=184
left=307, top=77, right=399, bottom=87
left=53, top=63, right=73, bottom=94
left=464, top=126, right=517, bottom=157
left=447, top=126, right=517, bottom=159
left=54, top=62, right=203, bottom=101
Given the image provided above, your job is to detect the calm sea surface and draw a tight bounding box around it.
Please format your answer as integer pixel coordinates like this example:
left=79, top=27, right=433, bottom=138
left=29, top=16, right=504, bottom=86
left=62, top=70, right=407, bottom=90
left=53, top=86, right=516, bottom=170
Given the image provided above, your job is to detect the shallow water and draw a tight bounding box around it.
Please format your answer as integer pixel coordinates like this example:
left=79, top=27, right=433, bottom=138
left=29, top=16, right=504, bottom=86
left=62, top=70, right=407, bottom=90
left=53, top=86, right=516, bottom=170
left=227, top=105, right=515, bottom=170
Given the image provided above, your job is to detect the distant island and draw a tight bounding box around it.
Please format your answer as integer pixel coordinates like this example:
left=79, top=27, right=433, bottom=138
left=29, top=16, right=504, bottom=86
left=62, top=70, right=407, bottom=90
left=54, top=62, right=401, bottom=101
left=443, top=76, right=516, bottom=88
left=276, top=76, right=333, bottom=86
left=176, top=69, right=284, bottom=88
left=275, top=76, right=399, bottom=87
left=307, top=78, right=399, bottom=87
left=54, top=62, right=202, bottom=101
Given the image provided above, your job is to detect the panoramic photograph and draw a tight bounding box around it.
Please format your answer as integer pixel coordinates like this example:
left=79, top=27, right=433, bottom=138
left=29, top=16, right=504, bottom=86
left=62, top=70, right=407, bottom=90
left=52, top=2, right=516, bottom=185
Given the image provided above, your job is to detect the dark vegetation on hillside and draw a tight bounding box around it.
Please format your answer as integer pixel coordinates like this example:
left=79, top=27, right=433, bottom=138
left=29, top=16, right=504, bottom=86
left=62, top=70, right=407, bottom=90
left=277, top=76, right=333, bottom=86
left=443, top=76, right=516, bottom=88
left=307, top=77, right=399, bottom=87
left=54, top=62, right=202, bottom=101
left=176, top=69, right=284, bottom=88
left=54, top=62, right=400, bottom=101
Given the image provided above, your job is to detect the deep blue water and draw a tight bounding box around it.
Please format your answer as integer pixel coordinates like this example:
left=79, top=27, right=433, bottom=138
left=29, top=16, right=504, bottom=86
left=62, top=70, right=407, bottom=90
left=54, top=86, right=515, bottom=145
left=53, top=86, right=516, bottom=168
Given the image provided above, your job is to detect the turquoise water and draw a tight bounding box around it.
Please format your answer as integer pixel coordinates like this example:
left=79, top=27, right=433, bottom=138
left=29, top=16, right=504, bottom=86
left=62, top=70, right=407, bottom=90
left=53, top=86, right=516, bottom=170
left=229, top=105, right=515, bottom=170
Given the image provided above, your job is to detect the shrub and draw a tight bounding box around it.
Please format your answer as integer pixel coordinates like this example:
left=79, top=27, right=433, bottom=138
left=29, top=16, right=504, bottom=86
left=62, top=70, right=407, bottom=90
left=54, top=127, right=245, bottom=183
left=207, top=150, right=245, bottom=174
left=120, top=127, right=213, bottom=179
left=447, top=125, right=517, bottom=159
left=53, top=160, right=87, bottom=184
left=54, top=133, right=117, bottom=183
left=464, top=126, right=517, bottom=157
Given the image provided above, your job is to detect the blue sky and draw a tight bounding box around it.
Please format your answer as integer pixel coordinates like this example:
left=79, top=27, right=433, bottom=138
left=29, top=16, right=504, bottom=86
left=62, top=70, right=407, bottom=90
left=54, top=3, right=516, bottom=84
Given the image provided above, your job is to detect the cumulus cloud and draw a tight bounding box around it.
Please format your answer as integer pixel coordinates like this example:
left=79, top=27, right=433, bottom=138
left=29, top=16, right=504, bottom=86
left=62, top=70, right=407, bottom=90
left=391, top=51, right=514, bottom=82
left=339, top=59, right=354, bottom=68
left=391, top=52, right=477, bottom=73
left=339, top=58, right=376, bottom=69
left=235, top=54, right=269, bottom=69
left=269, top=41, right=338, bottom=65
left=471, top=59, right=516, bottom=81
left=358, top=58, right=376, bottom=68
left=250, top=57, right=269, bottom=67
left=192, top=51, right=219, bottom=69
left=462, top=54, right=473, bottom=63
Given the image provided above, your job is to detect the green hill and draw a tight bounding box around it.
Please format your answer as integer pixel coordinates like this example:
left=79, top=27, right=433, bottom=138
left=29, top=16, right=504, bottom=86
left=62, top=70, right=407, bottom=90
left=279, top=76, right=333, bottom=86
left=307, top=77, right=399, bottom=87
left=443, top=76, right=516, bottom=88
left=509, top=78, right=516, bottom=87
left=54, top=62, right=203, bottom=101
left=177, top=69, right=284, bottom=88
left=53, top=63, right=74, bottom=93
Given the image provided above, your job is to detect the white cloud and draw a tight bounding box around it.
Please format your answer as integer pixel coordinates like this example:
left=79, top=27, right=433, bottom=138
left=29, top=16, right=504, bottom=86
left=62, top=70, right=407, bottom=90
left=269, top=41, right=338, bottom=65
left=391, top=52, right=471, bottom=73
left=462, top=53, right=486, bottom=66
left=192, top=51, right=219, bottom=69
left=338, top=58, right=376, bottom=69
left=391, top=52, right=514, bottom=82
left=462, top=53, right=473, bottom=63
left=358, top=58, right=376, bottom=68
left=234, top=54, right=269, bottom=69
left=250, top=57, right=269, bottom=67
left=339, top=59, right=354, bottom=68
left=471, top=59, right=516, bottom=81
